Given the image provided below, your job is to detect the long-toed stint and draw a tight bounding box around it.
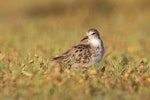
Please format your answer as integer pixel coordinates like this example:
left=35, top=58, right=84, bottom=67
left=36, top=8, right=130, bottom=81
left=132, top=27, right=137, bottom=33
left=51, top=29, right=105, bottom=67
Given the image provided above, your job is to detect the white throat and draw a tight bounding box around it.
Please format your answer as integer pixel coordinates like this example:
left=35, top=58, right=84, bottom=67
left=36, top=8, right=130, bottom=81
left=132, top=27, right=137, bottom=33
left=89, top=38, right=101, bottom=47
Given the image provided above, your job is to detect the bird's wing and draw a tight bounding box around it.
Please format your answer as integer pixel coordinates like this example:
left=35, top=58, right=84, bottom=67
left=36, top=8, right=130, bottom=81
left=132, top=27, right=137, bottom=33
left=51, top=44, right=92, bottom=64
left=50, top=48, right=72, bottom=63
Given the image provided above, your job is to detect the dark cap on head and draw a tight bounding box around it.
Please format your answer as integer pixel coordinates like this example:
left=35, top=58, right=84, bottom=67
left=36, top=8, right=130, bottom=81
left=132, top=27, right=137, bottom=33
left=88, top=29, right=99, bottom=33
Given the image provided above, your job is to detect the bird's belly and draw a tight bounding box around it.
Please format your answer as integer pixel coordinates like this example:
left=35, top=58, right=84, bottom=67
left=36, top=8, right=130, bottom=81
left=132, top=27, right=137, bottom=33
left=93, top=50, right=104, bottom=63
left=94, top=55, right=103, bottom=63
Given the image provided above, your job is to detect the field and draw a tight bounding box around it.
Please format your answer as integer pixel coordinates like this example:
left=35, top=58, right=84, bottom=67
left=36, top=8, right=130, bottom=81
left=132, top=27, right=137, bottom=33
left=0, top=0, right=150, bottom=100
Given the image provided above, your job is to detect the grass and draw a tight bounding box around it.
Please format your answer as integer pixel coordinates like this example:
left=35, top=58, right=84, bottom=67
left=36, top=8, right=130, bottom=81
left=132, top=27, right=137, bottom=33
left=0, top=0, right=150, bottom=100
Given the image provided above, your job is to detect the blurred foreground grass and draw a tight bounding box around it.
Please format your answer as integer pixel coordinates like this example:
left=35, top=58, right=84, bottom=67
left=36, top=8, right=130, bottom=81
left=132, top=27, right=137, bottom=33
left=0, top=0, right=150, bottom=100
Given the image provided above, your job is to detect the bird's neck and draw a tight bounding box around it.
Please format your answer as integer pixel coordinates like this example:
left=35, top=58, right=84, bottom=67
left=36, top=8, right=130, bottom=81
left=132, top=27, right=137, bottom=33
left=89, top=39, right=101, bottom=48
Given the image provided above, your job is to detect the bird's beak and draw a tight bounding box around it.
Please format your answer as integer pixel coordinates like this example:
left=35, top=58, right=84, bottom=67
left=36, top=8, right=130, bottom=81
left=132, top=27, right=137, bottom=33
left=81, top=36, right=88, bottom=41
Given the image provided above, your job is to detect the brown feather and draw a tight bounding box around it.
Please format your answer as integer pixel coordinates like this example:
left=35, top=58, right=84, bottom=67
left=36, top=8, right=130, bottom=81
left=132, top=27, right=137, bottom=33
left=51, top=44, right=91, bottom=65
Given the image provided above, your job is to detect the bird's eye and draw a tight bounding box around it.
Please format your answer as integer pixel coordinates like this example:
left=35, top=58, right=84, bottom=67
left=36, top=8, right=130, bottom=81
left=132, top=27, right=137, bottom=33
left=92, top=32, right=95, bottom=35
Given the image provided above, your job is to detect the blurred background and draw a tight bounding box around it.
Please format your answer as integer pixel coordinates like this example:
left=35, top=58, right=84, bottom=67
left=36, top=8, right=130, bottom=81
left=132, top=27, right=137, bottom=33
left=0, top=0, right=150, bottom=58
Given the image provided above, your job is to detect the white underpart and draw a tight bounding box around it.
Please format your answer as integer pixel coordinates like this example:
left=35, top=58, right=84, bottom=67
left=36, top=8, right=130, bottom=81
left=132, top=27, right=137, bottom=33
left=89, top=38, right=101, bottom=47
left=89, top=38, right=104, bottom=64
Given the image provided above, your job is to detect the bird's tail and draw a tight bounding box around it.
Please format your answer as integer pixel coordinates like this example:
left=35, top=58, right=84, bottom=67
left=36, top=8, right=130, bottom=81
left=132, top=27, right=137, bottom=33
left=50, top=56, right=65, bottom=67
left=50, top=56, right=64, bottom=63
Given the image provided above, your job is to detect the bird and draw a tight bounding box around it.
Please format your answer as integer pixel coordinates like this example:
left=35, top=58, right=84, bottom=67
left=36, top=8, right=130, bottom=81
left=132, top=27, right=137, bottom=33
left=51, top=29, right=105, bottom=68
